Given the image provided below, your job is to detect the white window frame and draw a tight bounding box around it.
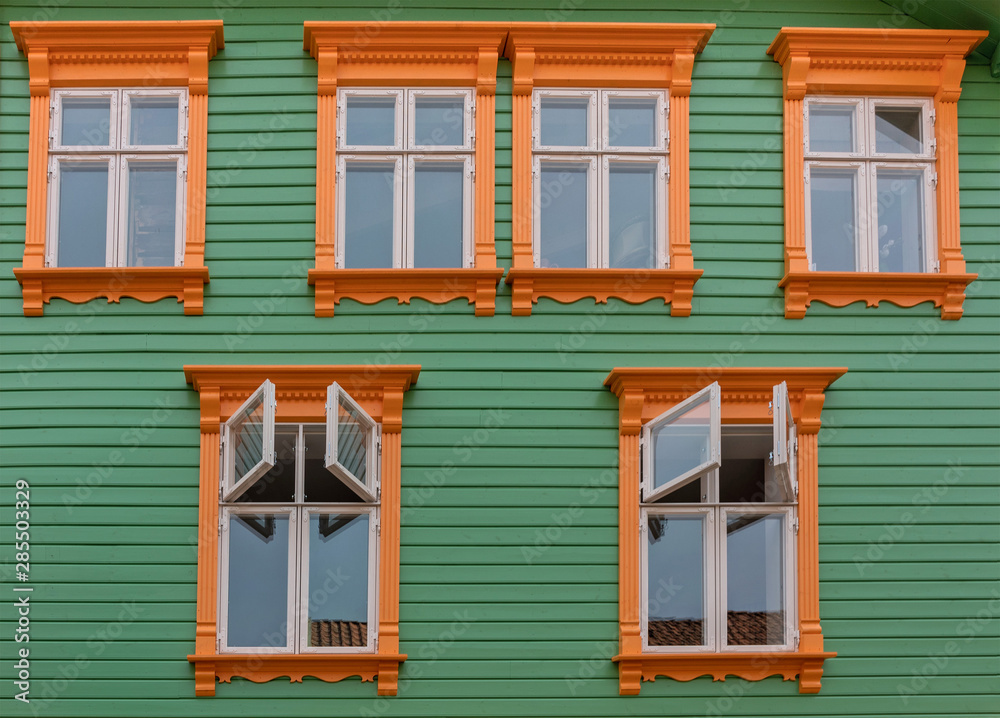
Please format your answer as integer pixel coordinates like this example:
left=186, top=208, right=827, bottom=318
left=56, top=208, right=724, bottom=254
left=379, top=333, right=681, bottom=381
left=771, top=381, right=798, bottom=501
left=531, top=88, right=670, bottom=269
left=335, top=88, right=475, bottom=269
left=803, top=96, right=936, bottom=273
left=46, top=87, right=188, bottom=268
left=641, top=381, right=721, bottom=503
left=325, top=382, right=380, bottom=503
left=222, top=379, right=277, bottom=503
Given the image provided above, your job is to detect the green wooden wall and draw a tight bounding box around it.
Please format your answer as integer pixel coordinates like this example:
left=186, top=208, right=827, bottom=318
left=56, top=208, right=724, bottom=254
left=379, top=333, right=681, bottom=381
left=1, top=1, right=998, bottom=716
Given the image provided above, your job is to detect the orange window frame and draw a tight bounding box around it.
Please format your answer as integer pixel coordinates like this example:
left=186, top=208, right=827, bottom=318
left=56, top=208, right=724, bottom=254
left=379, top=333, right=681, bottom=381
left=184, top=364, right=419, bottom=696
left=304, top=22, right=509, bottom=317
left=502, top=23, right=714, bottom=316
left=604, top=367, right=845, bottom=694
left=767, top=27, right=988, bottom=320
left=9, top=21, right=224, bottom=317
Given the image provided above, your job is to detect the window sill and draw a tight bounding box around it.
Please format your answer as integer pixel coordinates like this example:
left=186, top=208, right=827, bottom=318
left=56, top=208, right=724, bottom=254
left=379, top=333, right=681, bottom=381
left=613, top=650, right=837, bottom=695
left=307, top=267, right=505, bottom=317
left=780, top=270, right=977, bottom=320
left=187, top=652, right=406, bottom=697
left=504, top=268, right=703, bottom=317
left=13, top=266, right=209, bottom=316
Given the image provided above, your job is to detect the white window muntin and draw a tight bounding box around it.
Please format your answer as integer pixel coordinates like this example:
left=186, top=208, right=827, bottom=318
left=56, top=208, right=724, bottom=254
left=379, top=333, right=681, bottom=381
left=803, top=161, right=867, bottom=272
left=869, top=161, right=937, bottom=273
left=117, top=154, right=187, bottom=267
left=867, top=97, right=934, bottom=159
left=121, top=89, right=188, bottom=152
left=405, top=154, right=475, bottom=268
left=602, top=89, right=668, bottom=153
left=45, top=155, right=117, bottom=268
left=532, top=154, right=598, bottom=268
left=298, top=505, right=379, bottom=654
left=223, top=379, right=277, bottom=503
left=335, top=154, right=404, bottom=269
left=337, top=89, right=404, bottom=152
left=803, top=96, right=864, bottom=158
left=325, top=382, right=380, bottom=503
left=218, top=505, right=297, bottom=653
left=408, top=88, right=474, bottom=152
left=532, top=89, right=598, bottom=153
left=641, top=382, right=722, bottom=504
left=718, top=507, right=797, bottom=652
left=640, top=506, right=717, bottom=654
left=601, top=154, right=668, bottom=269
left=51, top=89, right=119, bottom=151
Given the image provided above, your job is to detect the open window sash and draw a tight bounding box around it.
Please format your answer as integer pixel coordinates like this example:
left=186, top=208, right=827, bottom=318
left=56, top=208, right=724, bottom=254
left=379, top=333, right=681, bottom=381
left=641, top=382, right=721, bottom=503
left=325, top=382, right=379, bottom=502
left=771, top=382, right=797, bottom=500
left=223, top=379, right=277, bottom=502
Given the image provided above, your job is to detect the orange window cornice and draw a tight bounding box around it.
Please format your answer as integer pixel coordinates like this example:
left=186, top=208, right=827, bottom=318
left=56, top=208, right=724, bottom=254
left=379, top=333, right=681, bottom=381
left=303, top=22, right=509, bottom=317
left=184, top=364, right=420, bottom=696
left=502, top=23, right=714, bottom=316
left=9, top=21, right=224, bottom=316
left=767, top=27, right=987, bottom=320
left=604, top=366, right=846, bottom=695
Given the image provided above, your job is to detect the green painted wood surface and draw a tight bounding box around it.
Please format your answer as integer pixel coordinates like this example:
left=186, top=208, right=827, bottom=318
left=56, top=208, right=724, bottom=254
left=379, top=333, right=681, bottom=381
left=1, top=0, right=998, bottom=716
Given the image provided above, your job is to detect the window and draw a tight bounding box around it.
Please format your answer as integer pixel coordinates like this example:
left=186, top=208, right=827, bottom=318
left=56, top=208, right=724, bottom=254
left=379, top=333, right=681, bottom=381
left=767, top=27, right=987, bottom=320
left=503, top=23, right=714, bottom=316
left=531, top=89, right=667, bottom=270
left=184, top=365, right=420, bottom=696
left=304, top=23, right=509, bottom=317
left=336, top=89, right=474, bottom=270
left=219, top=381, right=379, bottom=655
left=804, top=97, right=935, bottom=273
left=641, top=383, right=797, bottom=654
left=10, top=21, right=223, bottom=316
left=604, top=367, right=845, bottom=694
left=47, top=89, right=188, bottom=269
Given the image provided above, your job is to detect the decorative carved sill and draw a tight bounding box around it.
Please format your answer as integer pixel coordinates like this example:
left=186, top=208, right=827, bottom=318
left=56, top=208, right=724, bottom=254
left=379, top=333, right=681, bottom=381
left=307, top=268, right=505, bottom=317
left=779, top=271, right=977, bottom=320
left=613, top=651, right=837, bottom=695
left=13, top=266, right=210, bottom=316
left=187, top=653, right=406, bottom=697
left=504, top=268, right=703, bottom=317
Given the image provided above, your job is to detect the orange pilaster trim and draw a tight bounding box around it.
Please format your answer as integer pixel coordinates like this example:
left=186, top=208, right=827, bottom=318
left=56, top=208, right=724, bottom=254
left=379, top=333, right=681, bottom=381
left=503, top=23, right=714, bottom=315
left=767, top=27, right=986, bottom=320
left=184, top=365, right=419, bottom=696
left=9, top=21, right=224, bottom=317
left=604, top=367, right=846, bottom=695
left=304, top=22, right=508, bottom=317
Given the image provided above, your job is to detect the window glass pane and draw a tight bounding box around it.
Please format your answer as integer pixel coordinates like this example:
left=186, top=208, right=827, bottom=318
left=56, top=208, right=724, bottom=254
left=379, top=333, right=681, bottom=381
left=414, top=96, right=465, bottom=146
left=226, top=513, right=289, bottom=648
left=876, top=169, right=926, bottom=272
left=809, top=168, right=859, bottom=271
left=651, top=393, right=712, bottom=495
left=307, top=513, right=370, bottom=648
left=727, top=513, right=785, bottom=646
left=413, top=162, right=464, bottom=268
left=718, top=430, right=790, bottom=503
left=304, top=426, right=363, bottom=503
left=540, top=97, right=589, bottom=147
left=344, top=163, right=395, bottom=268
left=129, top=96, right=180, bottom=146
left=875, top=107, right=923, bottom=154
left=231, top=390, right=268, bottom=483
left=660, top=478, right=704, bottom=504
left=345, top=96, right=396, bottom=146
left=609, top=163, right=656, bottom=269
left=60, top=96, right=111, bottom=147
left=337, top=394, right=372, bottom=486
left=647, top=515, right=705, bottom=646
left=126, top=161, right=177, bottom=267
left=608, top=97, right=657, bottom=147
left=538, top=164, right=588, bottom=268
left=237, top=427, right=296, bottom=504
left=56, top=164, right=108, bottom=267
left=808, top=105, right=855, bottom=154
